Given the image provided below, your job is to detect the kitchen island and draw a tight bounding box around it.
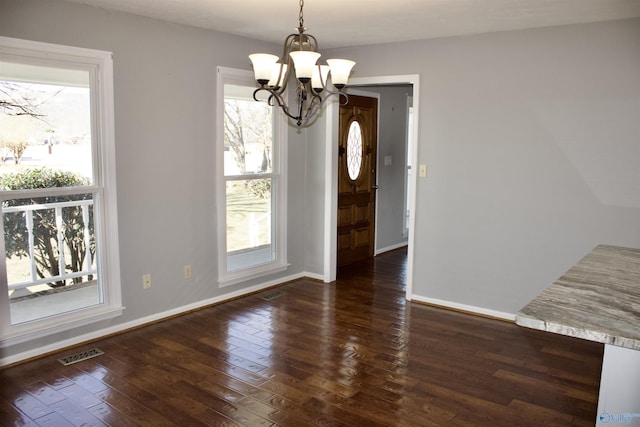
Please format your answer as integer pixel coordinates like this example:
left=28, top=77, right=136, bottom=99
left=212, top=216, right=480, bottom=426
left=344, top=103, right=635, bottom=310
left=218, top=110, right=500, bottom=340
left=516, top=245, right=640, bottom=426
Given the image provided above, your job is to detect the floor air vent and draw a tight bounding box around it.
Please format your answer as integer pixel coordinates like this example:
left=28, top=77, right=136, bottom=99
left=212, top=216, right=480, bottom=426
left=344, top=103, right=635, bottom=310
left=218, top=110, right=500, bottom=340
left=58, top=347, right=104, bottom=366
left=260, top=290, right=286, bottom=301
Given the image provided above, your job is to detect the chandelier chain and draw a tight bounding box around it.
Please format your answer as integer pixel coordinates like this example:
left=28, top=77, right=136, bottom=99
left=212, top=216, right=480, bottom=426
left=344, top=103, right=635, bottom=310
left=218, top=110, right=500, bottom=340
left=299, top=0, right=305, bottom=28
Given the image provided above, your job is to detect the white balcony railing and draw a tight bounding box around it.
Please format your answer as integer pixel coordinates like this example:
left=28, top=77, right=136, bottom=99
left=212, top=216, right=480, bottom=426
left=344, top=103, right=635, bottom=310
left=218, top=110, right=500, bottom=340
left=4, top=199, right=96, bottom=295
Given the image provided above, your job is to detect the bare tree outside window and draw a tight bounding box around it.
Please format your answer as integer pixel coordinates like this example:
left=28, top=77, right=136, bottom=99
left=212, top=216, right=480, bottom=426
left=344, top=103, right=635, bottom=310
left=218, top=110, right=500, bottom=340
left=0, top=81, right=50, bottom=119
left=223, top=95, right=274, bottom=256
left=223, top=99, right=272, bottom=175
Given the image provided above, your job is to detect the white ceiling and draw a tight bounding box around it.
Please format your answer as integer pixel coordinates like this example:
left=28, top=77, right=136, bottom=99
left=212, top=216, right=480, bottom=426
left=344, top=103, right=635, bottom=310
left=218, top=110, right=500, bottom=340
left=64, top=0, right=640, bottom=49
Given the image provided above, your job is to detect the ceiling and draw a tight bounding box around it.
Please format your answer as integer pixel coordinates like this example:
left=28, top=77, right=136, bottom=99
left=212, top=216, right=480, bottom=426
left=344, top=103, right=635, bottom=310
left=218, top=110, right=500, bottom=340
left=64, top=0, right=640, bottom=49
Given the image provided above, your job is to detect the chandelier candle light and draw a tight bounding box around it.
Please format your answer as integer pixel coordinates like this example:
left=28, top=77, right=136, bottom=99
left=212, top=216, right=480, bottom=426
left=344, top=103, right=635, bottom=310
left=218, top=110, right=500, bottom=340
left=249, top=0, right=356, bottom=126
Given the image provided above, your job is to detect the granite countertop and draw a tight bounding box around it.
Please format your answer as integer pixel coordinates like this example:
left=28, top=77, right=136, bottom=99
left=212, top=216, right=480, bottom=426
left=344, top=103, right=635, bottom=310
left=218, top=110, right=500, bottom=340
left=516, top=245, right=640, bottom=351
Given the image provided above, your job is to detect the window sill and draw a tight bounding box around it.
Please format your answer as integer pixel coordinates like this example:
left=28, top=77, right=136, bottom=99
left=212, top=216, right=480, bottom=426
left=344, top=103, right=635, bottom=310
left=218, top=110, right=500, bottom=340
left=219, top=262, right=289, bottom=288
left=0, top=305, right=125, bottom=348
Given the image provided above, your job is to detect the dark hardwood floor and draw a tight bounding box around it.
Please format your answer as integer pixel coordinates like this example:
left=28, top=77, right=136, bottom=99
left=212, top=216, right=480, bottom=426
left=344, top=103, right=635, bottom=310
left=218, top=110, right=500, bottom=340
left=1, top=248, right=603, bottom=426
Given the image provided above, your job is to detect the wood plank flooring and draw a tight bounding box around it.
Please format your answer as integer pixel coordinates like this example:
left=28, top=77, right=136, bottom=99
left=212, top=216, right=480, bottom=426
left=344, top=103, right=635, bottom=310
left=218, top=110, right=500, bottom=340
left=0, top=248, right=603, bottom=426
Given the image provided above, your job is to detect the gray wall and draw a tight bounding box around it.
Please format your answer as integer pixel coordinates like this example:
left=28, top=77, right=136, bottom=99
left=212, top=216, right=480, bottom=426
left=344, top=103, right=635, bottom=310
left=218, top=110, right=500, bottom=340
left=328, top=18, right=640, bottom=314
left=356, top=85, right=412, bottom=252
left=0, top=0, right=308, bottom=359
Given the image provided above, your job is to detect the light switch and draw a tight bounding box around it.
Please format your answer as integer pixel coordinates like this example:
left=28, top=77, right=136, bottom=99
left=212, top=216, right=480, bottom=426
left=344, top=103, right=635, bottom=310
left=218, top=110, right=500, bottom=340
left=419, top=164, right=427, bottom=177
left=384, top=155, right=392, bottom=166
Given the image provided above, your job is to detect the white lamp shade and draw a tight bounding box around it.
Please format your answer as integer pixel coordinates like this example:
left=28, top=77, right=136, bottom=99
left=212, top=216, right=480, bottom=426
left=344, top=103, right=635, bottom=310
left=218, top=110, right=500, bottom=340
left=289, top=51, right=321, bottom=82
left=311, top=65, right=330, bottom=90
left=249, top=54, right=279, bottom=84
left=268, top=63, right=288, bottom=88
left=327, top=59, right=355, bottom=88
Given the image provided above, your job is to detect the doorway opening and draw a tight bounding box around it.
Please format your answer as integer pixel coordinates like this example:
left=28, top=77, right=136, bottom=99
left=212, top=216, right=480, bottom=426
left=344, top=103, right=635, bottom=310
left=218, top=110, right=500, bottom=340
left=325, top=74, right=420, bottom=301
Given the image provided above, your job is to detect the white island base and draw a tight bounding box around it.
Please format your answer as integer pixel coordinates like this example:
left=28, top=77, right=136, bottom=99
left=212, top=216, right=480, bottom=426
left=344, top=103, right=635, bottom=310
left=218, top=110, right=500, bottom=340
left=597, top=344, right=640, bottom=426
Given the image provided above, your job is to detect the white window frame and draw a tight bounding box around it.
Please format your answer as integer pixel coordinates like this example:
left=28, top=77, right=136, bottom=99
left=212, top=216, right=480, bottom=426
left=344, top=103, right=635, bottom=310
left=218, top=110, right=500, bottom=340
left=216, top=67, right=287, bottom=286
left=0, top=37, right=123, bottom=346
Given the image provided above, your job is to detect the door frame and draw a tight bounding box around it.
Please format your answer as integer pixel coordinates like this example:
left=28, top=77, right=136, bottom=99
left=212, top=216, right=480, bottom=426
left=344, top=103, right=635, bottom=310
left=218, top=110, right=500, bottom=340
left=322, top=74, right=420, bottom=301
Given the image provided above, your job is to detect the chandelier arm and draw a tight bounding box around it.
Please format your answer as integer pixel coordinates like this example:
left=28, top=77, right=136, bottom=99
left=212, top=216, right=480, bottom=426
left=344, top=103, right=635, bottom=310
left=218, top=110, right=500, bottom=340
left=252, top=87, right=267, bottom=102
left=254, top=83, right=350, bottom=127
left=282, top=33, right=298, bottom=58
left=313, top=63, right=328, bottom=92
left=313, top=87, right=348, bottom=105
left=267, top=33, right=300, bottom=96
left=296, top=87, right=350, bottom=126
left=254, top=86, right=305, bottom=124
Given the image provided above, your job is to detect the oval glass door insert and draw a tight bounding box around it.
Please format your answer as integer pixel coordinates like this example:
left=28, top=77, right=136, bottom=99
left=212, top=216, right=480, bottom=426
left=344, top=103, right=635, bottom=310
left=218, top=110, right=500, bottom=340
left=347, top=121, right=363, bottom=180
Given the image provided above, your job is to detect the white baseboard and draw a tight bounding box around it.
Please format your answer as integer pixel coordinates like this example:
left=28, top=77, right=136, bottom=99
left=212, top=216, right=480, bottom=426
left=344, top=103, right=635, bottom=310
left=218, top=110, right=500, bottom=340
left=411, top=294, right=515, bottom=322
left=303, top=271, right=326, bottom=282
left=375, top=242, right=408, bottom=256
left=1, top=271, right=310, bottom=367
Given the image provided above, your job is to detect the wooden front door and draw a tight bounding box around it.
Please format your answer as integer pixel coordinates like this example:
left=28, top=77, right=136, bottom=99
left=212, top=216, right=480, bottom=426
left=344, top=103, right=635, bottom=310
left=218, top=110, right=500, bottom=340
left=337, top=95, right=378, bottom=267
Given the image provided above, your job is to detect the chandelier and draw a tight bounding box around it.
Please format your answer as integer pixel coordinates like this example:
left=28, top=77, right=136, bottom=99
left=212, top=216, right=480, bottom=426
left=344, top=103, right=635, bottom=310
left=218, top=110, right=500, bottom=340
left=249, top=0, right=355, bottom=127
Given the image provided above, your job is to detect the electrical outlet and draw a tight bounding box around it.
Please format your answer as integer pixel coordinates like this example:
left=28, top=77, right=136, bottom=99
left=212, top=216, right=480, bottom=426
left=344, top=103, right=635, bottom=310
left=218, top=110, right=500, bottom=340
left=143, top=274, right=151, bottom=289
left=184, top=265, right=192, bottom=280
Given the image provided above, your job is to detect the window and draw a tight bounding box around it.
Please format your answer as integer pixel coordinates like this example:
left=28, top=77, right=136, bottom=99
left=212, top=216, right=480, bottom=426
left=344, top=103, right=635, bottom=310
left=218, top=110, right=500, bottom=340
left=216, top=67, right=287, bottom=286
left=0, top=37, right=122, bottom=345
left=346, top=121, right=363, bottom=181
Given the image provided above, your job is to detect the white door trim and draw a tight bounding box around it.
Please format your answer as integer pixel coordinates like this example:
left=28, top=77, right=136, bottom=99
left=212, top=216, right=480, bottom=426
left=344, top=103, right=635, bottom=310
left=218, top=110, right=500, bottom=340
left=323, top=74, right=420, bottom=301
